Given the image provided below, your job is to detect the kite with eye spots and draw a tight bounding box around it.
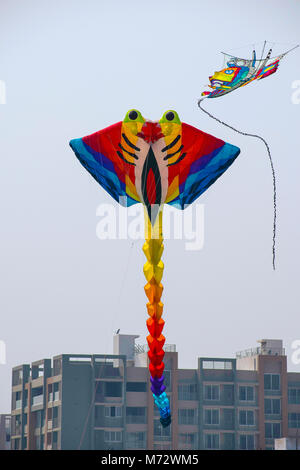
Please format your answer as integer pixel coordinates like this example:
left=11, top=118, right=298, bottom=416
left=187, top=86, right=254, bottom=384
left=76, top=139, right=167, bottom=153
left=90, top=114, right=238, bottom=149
left=70, top=110, right=240, bottom=427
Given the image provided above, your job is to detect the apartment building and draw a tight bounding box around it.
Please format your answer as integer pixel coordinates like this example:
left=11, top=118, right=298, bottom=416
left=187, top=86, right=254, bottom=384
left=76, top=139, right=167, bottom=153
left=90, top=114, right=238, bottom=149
left=10, top=336, right=300, bottom=450
left=0, top=414, right=11, bottom=450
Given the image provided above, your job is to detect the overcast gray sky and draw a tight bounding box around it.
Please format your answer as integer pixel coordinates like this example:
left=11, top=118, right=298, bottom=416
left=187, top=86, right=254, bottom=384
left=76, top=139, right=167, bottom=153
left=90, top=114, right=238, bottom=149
left=0, top=0, right=299, bottom=413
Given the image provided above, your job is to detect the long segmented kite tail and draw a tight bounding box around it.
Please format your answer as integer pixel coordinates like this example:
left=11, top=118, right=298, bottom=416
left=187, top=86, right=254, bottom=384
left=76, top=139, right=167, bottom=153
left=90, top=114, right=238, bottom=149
left=143, top=210, right=171, bottom=428
left=198, top=98, right=277, bottom=270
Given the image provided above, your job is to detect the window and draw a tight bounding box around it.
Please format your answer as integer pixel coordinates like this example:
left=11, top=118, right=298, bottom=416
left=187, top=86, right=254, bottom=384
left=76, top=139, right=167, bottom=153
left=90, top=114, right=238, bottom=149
left=204, top=433, right=219, bottom=449
left=223, top=384, right=234, bottom=403
left=179, top=433, right=197, bottom=449
left=223, top=408, right=234, bottom=428
left=53, top=406, right=59, bottom=428
left=264, top=374, right=280, bottom=391
left=178, top=383, right=197, bottom=400
left=105, top=381, right=122, bottom=397
left=240, top=434, right=254, bottom=450
left=223, top=433, right=235, bottom=449
left=104, top=431, right=122, bottom=442
left=154, top=419, right=171, bottom=439
left=178, top=408, right=197, bottom=425
left=204, top=385, right=220, bottom=401
left=265, top=422, right=281, bottom=439
left=202, top=360, right=232, bottom=370
left=53, top=358, right=61, bottom=376
left=126, top=432, right=146, bottom=449
left=239, top=410, right=254, bottom=426
left=288, top=388, right=300, bottom=404
left=126, top=407, right=146, bottom=424
left=12, top=370, right=23, bottom=386
left=126, top=382, right=147, bottom=392
left=12, top=415, right=21, bottom=436
left=239, top=386, right=254, bottom=401
left=53, top=382, right=60, bottom=401
left=35, top=435, right=42, bottom=450
left=35, top=410, right=44, bottom=428
left=32, top=387, right=43, bottom=406
left=104, top=406, right=122, bottom=418
left=48, top=384, right=53, bottom=403
left=13, top=438, right=21, bottom=450
left=204, top=409, right=219, bottom=425
left=164, top=370, right=171, bottom=390
left=153, top=443, right=172, bottom=450
left=264, top=398, right=280, bottom=415
left=15, top=391, right=22, bottom=410
left=288, top=413, right=300, bottom=428
left=52, top=431, right=58, bottom=449
left=23, top=390, right=28, bottom=408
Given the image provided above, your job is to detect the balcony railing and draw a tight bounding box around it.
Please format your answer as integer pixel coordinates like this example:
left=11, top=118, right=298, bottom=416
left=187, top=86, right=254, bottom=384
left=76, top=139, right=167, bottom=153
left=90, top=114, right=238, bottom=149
left=135, top=343, right=176, bottom=354
left=236, top=347, right=285, bottom=359
left=53, top=417, right=59, bottom=429
left=32, top=395, right=43, bottom=406
left=15, top=399, right=22, bottom=410
left=153, top=435, right=171, bottom=442
left=125, top=441, right=146, bottom=449
left=126, top=416, right=146, bottom=425
left=265, top=415, right=282, bottom=423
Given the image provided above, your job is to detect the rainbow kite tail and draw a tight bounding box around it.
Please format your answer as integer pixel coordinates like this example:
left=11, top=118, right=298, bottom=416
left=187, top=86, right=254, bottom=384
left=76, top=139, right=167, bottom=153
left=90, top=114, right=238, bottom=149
left=143, top=209, right=171, bottom=427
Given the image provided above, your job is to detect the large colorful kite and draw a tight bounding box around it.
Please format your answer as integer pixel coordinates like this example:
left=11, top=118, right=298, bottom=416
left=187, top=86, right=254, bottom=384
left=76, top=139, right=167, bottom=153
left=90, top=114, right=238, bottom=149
left=70, top=110, right=240, bottom=427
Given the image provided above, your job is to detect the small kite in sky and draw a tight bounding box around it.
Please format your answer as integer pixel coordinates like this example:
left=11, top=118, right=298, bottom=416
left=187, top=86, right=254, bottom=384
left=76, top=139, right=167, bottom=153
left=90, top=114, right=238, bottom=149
left=199, top=41, right=299, bottom=269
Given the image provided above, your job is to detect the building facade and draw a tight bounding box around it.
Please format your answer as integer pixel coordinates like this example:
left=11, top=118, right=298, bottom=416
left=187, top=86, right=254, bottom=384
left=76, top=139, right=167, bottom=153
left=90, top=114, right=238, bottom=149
left=0, top=414, right=11, bottom=450
left=275, top=437, right=300, bottom=450
left=10, top=336, right=300, bottom=450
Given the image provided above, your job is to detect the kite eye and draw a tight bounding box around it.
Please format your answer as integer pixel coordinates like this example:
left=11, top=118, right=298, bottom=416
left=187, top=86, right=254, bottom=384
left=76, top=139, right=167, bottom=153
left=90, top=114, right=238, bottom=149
left=124, top=109, right=145, bottom=124
left=129, top=110, right=138, bottom=120
left=166, top=111, right=175, bottom=121
left=160, top=110, right=181, bottom=125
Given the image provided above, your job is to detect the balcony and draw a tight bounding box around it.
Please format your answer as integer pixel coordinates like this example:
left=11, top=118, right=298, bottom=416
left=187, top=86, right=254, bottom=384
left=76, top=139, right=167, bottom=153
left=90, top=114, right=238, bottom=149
left=220, top=421, right=235, bottom=431
left=12, top=424, right=21, bottom=436
left=15, top=400, right=22, bottom=410
left=264, top=389, right=281, bottom=397
left=53, top=417, right=59, bottom=429
left=265, top=413, right=282, bottom=420
left=125, top=441, right=146, bottom=449
left=95, top=416, right=123, bottom=428
left=153, top=435, right=172, bottom=442
left=32, top=395, right=43, bottom=406
left=126, top=416, right=146, bottom=425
